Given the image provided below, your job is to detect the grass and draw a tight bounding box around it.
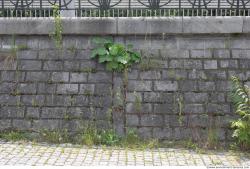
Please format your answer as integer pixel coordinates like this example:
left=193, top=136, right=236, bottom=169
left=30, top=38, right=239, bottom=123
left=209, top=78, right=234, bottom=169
left=0, top=129, right=247, bottom=153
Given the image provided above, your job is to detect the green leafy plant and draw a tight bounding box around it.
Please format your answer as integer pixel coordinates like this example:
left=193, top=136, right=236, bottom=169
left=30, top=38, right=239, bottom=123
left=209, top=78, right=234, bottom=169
left=230, top=76, right=250, bottom=149
left=90, top=37, right=141, bottom=72
left=100, top=129, right=120, bottom=146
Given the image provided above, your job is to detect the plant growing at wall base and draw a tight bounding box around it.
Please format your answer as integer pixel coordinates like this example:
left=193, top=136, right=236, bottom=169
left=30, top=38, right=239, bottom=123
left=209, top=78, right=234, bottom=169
left=90, top=37, right=141, bottom=72
left=230, top=76, right=250, bottom=149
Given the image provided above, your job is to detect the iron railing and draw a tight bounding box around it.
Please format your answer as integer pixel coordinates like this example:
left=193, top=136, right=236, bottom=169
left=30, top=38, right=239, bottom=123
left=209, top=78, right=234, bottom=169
left=0, top=0, right=250, bottom=17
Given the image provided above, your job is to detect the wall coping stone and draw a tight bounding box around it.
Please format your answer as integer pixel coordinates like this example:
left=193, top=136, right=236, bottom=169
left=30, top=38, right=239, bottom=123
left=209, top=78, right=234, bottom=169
left=0, top=16, right=248, bottom=35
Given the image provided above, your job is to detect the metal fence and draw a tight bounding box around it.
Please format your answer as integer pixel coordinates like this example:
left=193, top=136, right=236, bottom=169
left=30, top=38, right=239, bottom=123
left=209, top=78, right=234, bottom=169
left=0, top=0, right=250, bottom=17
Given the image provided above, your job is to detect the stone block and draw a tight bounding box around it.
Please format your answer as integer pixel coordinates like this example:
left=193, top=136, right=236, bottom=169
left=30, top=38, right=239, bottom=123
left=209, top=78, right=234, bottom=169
left=183, top=17, right=243, bottom=33
left=154, top=81, right=178, bottom=91
left=232, top=49, right=250, bottom=59
left=162, top=69, right=187, bottom=80
left=220, top=60, right=238, bottom=68
left=191, top=50, right=212, bottom=58
left=139, top=71, right=161, bottom=80
left=141, top=114, right=164, bottom=126
left=205, top=70, right=227, bottom=80
left=0, top=120, right=11, bottom=130
left=32, top=120, right=61, bottom=131
left=154, top=104, right=175, bottom=114
left=206, top=103, right=230, bottom=114
left=88, top=72, right=112, bottom=83
left=17, top=50, right=38, bottom=59
left=18, top=60, right=42, bottom=70
left=183, top=104, right=204, bottom=114
left=178, top=81, right=198, bottom=91
left=128, top=80, right=152, bottom=92
left=160, top=49, right=189, bottom=58
left=57, top=84, right=79, bottom=94
left=41, top=107, right=66, bottom=119
left=126, top=103, right=152, bottom=113
left=45, top=95, right=72, bottom=106
left=0, top=95, right=20, bottom=106
left=21, top=95, right=44, bottom=106
left=26, top=72, right=50, bottom=82
left=52, top=72, right=69, bottom=82
left=37, top=83, right=56, bottom=94
left=152, top=128, right=172, bottom=139
left=70, top=73, right=88, bottom=82
left=64, top=61, right=80, bottom=71
left=213, top=49, right=230, bottom=58
left=13, top=120, right=31, bottom=130
left=198, top=81, right=216, bottom=91
left=204, top=60, right=218, bottom=69
left=17, top=83, right=36, bottom=94
left=138, top=127, right=152, bottom=139
left=184, top=92, right=208, bottom=103
left=80, top=84, right=95, bottom=95
left=126, top=114, right=139, bottom=126
left=43, top=61, right=63, bottom=70
left=26, top=107, right=40, bottom=119
left=144, top=92, right=174, bottom=103
left=0, top=106, right=25, bottom=118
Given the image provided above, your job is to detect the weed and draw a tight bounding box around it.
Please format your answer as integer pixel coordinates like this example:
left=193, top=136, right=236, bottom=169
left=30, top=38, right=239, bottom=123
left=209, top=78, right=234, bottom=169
left=100, top=130, right=120, bottom=146
left=39, top=129, right=70, bottom=144
left=206, top=128, right=219, bottom=149
left=0, top=130, right=29, bottom=141
left=134, top=92, right=142, bottom=112
left=76, top=125, right=101, bottom=146
left=50, top=5, right=63, bottom=50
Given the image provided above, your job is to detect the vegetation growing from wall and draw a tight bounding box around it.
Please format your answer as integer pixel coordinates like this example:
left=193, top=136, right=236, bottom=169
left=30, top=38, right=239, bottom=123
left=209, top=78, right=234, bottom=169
left=230, top=76, right=250, bottom=150
left=90, top=37, right=141, bottom=72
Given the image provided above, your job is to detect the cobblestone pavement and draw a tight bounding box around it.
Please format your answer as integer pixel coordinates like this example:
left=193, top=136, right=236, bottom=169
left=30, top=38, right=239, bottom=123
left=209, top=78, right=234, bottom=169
left=0, top=141, right=249, bottom=166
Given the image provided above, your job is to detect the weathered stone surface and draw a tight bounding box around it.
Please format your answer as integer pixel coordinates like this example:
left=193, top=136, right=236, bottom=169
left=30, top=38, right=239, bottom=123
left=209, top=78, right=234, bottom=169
left=52, top=72, right=69, bottom=82
left=126, top=114, right=139, bottom=126
left=0, top=120, right=11, bottom=130
left=153, top=128, right=172, bottom=139
left=41, top=107, right=66, bottom=119
left=0, top=22, right=247, bottom=141
left=57, top=84, right=79, bottom=94
left=26, top=107, right=40, bottom=119
left=70, top=73, right=88, bottom=83
left=32, top=120, right=61, bottom=131
left=26, top=72, right=50, bottom=82
left=204, top=60, right=218, bottom=69
left=191, top=50, right=212, bottom=58
left=88, top=72, right=112, bottom=83
left=141, top=115, right=164, bottom=126
left=126, top=103, right=152, bottom=113
left=144, top=92, right=174, bottom=103
left=184, top=104, right=204, bottom=114
left=13, top=120, right=31, bottom=130
left=184, top=92, right=208, bottom=103
left=183, top=17, right=243, bottom=33
left=0, top=107, right=25, bottom=118
left=128, top=80, right=152, bottom=92
left=154, top=81, right=178, bottom=91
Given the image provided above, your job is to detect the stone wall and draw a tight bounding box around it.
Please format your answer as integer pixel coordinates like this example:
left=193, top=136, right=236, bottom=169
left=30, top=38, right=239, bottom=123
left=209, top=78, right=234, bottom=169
left=0, top=17, right=250, bottom=142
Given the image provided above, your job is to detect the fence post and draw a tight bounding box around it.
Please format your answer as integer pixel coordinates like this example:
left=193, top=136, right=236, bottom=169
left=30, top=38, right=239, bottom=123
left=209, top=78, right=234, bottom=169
left=60, top=0, right=76, bottom=17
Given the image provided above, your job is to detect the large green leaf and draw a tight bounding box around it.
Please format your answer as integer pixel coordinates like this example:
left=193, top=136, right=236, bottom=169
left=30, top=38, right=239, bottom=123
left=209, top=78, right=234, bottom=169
left=98, top=55, right=112, bottom=63
left=109, top=44, right=124, bottom=56
left=92, top=37, right=113, bottom=45
left=106, top=61, right=119, bottom=71
left=91, top=47, right=107, bottom=58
